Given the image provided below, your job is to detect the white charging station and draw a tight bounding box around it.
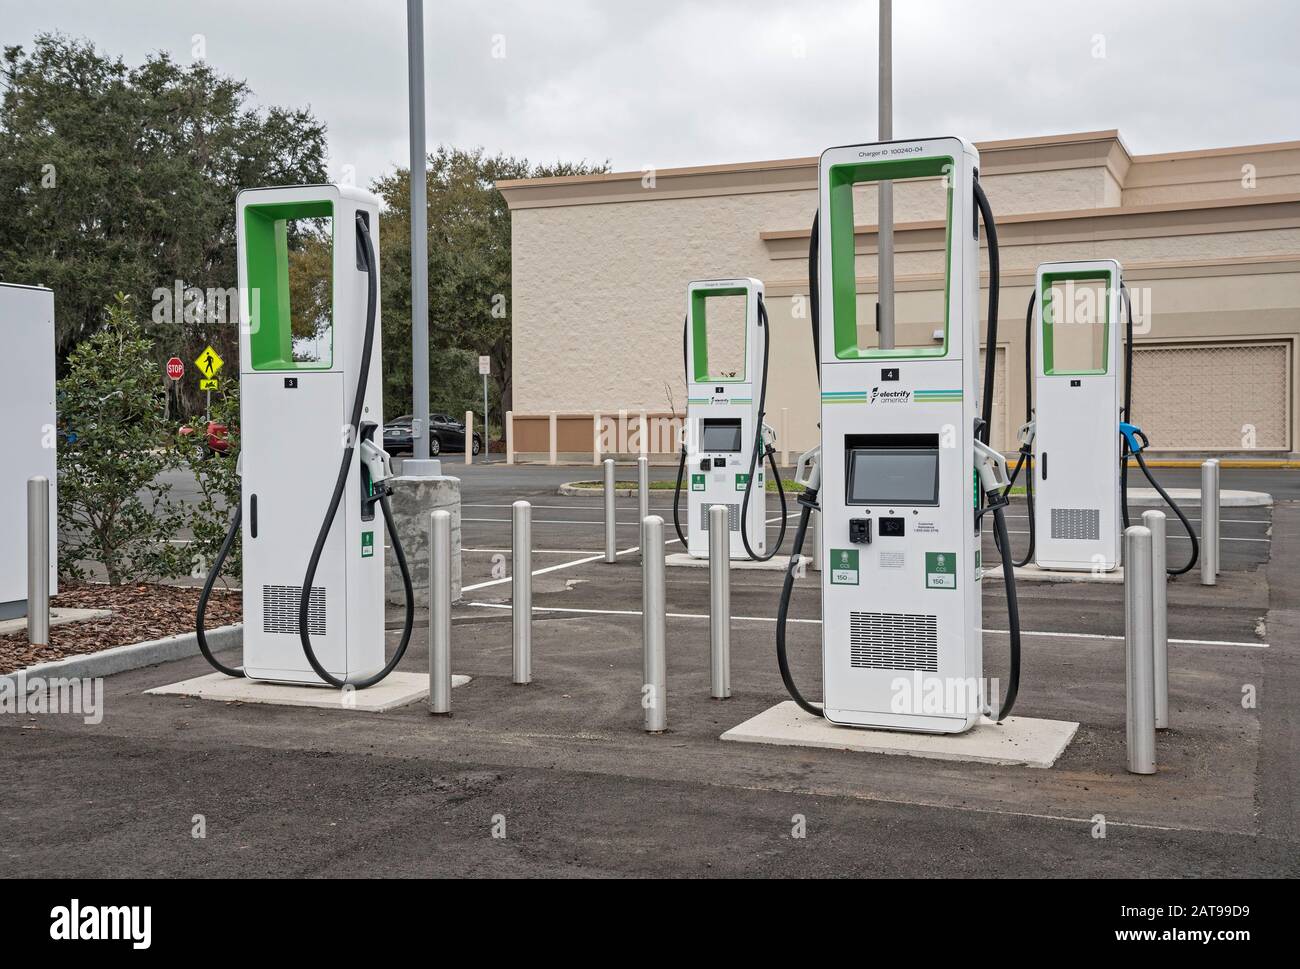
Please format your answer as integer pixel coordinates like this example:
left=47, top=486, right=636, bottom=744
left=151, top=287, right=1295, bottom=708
left=774, top=136, right=1021, bottom=737
left=233, top=184, right=393, bottom=685
left=1032, top=260, right=1124, bottom=572
left=814, top=138, right=990, bottom=733
left=680, top=278, right=769, bottom=560
left=0, top=283, right=57, bottom=620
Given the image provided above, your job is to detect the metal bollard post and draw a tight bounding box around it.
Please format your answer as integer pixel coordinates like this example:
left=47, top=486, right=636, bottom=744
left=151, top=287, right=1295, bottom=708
left=464, top=410, right=474, bottom=465
left=709, top=504, right=732, bottom=699
left=27, top=476, right=50, bottom=648
left=603, top=458, right=617, bottom=563
left=505, top=410, right=514, bottom=465
left=1143, top=510, right=1169, bottom=730
left=1211, top=458, right=1222, bottom=576
left=642, top=515, right=667, bottom=732
left=428, top=509, right=452, bottom=715
left=512, top=500, right=532, bottom=685
left=637, top=456, right=649, bottom=561
left=1200, top=459, right=1219, bottom=586
left=1125, top=525, right=1157, bottom=774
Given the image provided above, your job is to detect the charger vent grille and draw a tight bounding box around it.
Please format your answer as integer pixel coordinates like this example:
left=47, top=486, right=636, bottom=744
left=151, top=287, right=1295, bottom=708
left=1051, top=507, right=1101, bottom=541
left=849, top=612, right=939, bottom=671
left=262, top=584, right=326, bottom=636
left=697, top=503, right=740, bottom=533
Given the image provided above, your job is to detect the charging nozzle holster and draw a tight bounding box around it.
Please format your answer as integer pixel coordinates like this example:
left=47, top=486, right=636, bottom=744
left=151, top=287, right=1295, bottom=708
left=359, top=422, right=394, bottom=521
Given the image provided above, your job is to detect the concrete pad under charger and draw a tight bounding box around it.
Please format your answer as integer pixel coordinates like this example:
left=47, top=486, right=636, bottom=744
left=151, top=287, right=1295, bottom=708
left=146, top=670, right=470, bottom=712
left=982, top=563, right=1124, bottom=584
left=721, top=701, right=1078, bottom=768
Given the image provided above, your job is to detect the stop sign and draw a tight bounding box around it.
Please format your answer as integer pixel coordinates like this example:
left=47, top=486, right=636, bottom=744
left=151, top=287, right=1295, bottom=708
left=166, top=357, right=184, bottom=381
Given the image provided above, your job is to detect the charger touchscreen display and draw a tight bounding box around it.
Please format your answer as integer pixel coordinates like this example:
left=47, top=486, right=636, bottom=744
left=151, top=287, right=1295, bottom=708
left=701, top=419, right=742, bottom=453
left=847, top=448, right=939, bottom=505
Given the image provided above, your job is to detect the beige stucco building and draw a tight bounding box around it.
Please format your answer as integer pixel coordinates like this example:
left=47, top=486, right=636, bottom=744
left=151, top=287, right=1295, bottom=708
left=498, top=130, right=1300, bottom=462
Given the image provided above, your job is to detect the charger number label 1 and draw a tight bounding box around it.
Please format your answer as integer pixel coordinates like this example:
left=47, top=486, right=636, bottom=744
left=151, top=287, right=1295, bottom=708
left=925, top=551, right=956, bottom=589
left=830, top=548, right=859, bottom=586
left=362, top=532, right=375, bottom=558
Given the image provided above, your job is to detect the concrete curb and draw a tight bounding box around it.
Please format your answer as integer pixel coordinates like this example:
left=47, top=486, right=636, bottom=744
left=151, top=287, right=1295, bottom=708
left=1, top=624, right=242, bottom=687
left=558, top=481, right=639, bottom=497
left=1127, top=488, right=1271, bottom=507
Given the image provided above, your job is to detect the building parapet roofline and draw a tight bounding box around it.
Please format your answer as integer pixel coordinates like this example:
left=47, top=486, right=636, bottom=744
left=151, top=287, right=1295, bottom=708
left=496, top=129, right=1129, bottom=193
left=758, top=192, right=1300, bottom=243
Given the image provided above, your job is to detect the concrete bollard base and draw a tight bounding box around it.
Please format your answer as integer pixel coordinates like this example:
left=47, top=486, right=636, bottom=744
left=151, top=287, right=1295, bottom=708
left=386, top=475, right=462, bottom=605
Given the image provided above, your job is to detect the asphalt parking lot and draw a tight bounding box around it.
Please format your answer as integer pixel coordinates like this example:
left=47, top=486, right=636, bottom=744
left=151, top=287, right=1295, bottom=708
left=2, top=461, right=1296, bottom=878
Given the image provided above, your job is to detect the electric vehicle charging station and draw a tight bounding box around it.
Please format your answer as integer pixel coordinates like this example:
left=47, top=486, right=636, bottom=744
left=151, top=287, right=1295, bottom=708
left=1002, top=259, right=1198, bottom=577
left=196, top=183, right=414, bottom=688
left=775, top=137, right=1021, bottom=735
left=1031, top=260, right=1124, bottom=572
left=672, top=278, right=786, bottom=561
left=0, top=283, right=57, bottom=620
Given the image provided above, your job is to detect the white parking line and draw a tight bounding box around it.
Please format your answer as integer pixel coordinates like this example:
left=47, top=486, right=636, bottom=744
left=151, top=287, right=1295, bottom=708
left=463, top=502, right=679, bottom=511
left=464, top=516, right=799, bottom=528
left=461, top=601, right=1268, bottom=649
left=461, top=512, right=791, bottom=593
left=463, top=518, right=644, bottom=527
left=463, top=547, right=607, bottom=555
left=462, top=517, right=790, bottom=533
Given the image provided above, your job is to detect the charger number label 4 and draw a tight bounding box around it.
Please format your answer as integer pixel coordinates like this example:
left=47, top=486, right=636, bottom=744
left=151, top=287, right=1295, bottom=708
left=830, top=548, right=859, bottom=586
left=925, top=551, right=956, bottom=589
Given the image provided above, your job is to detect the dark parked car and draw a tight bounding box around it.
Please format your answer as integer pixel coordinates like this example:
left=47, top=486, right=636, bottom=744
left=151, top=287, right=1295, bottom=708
left=384, top=413, right=482, bottom=456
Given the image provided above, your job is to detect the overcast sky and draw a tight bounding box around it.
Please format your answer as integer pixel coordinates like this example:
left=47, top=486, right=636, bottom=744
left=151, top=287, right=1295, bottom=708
left=5, top=0, right=1297, bottom=187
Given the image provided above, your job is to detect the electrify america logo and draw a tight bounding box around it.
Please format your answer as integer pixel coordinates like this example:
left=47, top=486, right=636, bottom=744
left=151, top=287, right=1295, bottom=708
left=869, top=386, right=911, bottom=404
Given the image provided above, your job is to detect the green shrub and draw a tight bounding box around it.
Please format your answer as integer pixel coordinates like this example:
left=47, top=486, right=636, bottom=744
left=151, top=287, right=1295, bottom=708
left=57, top=295, right=186, bottom=584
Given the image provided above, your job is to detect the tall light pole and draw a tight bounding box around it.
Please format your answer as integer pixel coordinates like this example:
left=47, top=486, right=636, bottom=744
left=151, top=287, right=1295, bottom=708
left=877, top=0, right=895, bottom=350
left=405, top=0, right=439, bottom=474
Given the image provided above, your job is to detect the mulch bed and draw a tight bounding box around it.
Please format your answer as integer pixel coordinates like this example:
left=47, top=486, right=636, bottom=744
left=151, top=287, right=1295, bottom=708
left=0, top=582, right=242, bottom=675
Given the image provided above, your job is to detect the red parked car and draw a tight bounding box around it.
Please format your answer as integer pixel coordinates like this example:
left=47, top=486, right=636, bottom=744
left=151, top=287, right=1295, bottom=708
left=180, top=421, right=231, bottom=457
